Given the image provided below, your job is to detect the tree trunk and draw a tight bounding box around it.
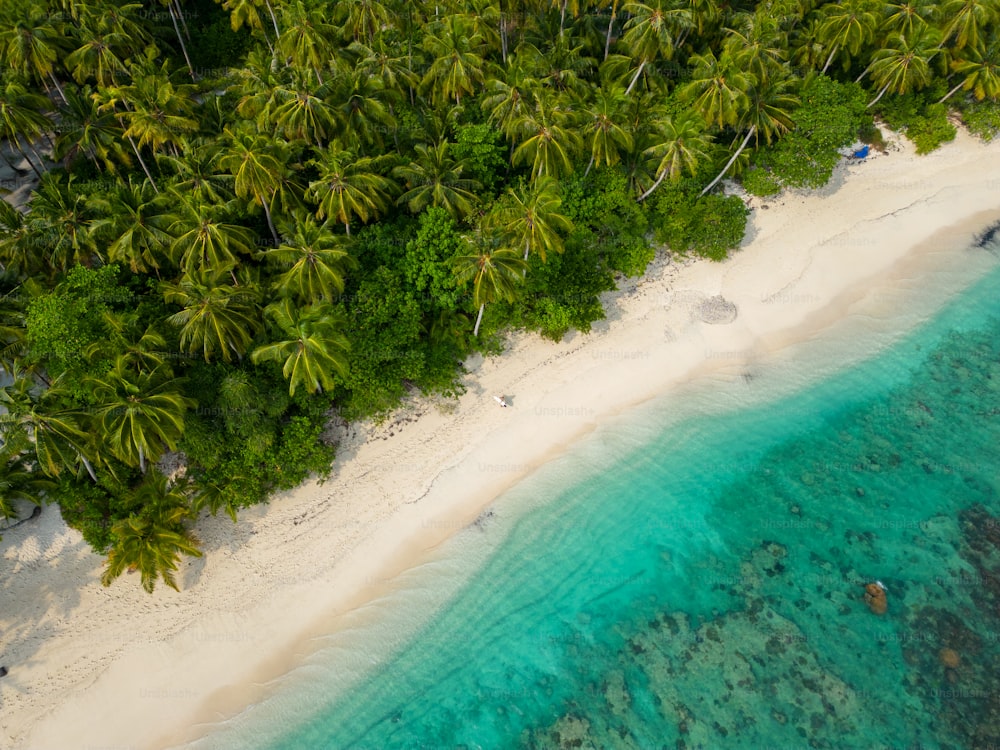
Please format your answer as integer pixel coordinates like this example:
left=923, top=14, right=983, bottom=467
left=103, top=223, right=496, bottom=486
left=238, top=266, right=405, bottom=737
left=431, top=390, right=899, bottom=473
left=80, top=453, right=97, bottom=482
left=127, top=135, right=160, bottom=193
left=820, top=43, right=839, bottom=75
left=583, top=153, right=595, bottom=177
left=262, top=191, right=280, bottom=246
left=867, top=83, right=891, bottom=108
left=604, top=1, right=617, bottom=60
left=700, top=125, right=755, bottom=197
left=168, top=3, right=197, bottom=80
left=138, top=444, right=146, bottom=474
left=11, top=138, right=43, bottom=179
left=559, top=0, right=566, bottom=38
left=48, top=72, right=68, bottom=106
left=344, top=220, right=351, bottom=236
left=625, top=60, right=646, bottom=96
left=264, top=0, right=281, bottom=38
left=473, top=303, right=485, bottom=336
left=938, top=79, right=966, bottom=103
left=855, top=65, right=870, bottom=83
left=638, top=168, right=668, bottom=202
left=173, top=0, right=192, bottom=40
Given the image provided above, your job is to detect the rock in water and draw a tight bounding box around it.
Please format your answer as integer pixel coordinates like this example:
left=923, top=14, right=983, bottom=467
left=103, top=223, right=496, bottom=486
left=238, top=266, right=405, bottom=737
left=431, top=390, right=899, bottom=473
left=863, top=582, right=888, bottom=615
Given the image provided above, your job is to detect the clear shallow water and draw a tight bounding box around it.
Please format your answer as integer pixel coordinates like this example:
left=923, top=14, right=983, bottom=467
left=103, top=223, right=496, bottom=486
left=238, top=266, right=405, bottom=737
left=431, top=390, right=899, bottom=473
left=203, top=243, right=1000, bottom=750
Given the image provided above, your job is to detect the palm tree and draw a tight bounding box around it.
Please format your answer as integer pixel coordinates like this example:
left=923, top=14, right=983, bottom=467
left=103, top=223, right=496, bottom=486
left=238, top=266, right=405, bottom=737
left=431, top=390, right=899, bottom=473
left=27, top=172, right=101, bottom=273
left=264, top=211, right=355, bottom=303
left=251, top=298, right=350, bottom=396
left=679, top=50, right=750, bottom=130
left=101, top=471, right=202, bottom=593
left=483, top=52, right=542, bottom=140
left=0, top=7, right=70, bottom=103
left=940, top=0, right=999, bottom=52
left=699, top=76, right=798, bottom=196
left=112, top=59, right=199, bottom=159
left=307, top=142, right=395, bottom=235
left=167, top=197, right=259, bottom=276
left=156, top=0, right=197, bottom=79
left=939, top=39, right=1000, bottom=101
left=53, top=85, right=130, bottom=174
left=0, top=373, right=98, bottom=481
left=88, top=359, right=194, bottom=473
left=882, top=0, right=934, bottom=38
left=420, top=14, right=488, bottom=105
left=219, top=128, right=290, bottom=246
left=393, top=141, right=482, bottom=220
left=88, top=178, right=173, bottom=274
left=815, top=0, right=882, bottom=74
left=335, top=0, right=391, bottom=43
left=158, top=141, right=236, bottom=206
left=330, top=68, right=397, bottom=151
left=510, top=91, right=582, bottom=181
left=723, top=12, right=788, bottom=85
left=495, top=176, right=573, bottom=262
left=161, top=271, right=263, bottom=362
left=218, top=0, right=281, bottom=49
left=581, top=83, right=634, bottom=174
left=619, top=0, right=691, bottom=95
left=701, top=78, right=799, bottom=195
left=453, top=233, right=527, bottom=336
left=276, top=0, right=339, bottom=84
left=0, top=452, right=54, bottom=525
left=64, top=22, right=130, bottom=87
left=638, top=112, right=713, bottom=201
left=865, top=29, right=940, bottom=107
left=266, top=73, right=339, bottom=147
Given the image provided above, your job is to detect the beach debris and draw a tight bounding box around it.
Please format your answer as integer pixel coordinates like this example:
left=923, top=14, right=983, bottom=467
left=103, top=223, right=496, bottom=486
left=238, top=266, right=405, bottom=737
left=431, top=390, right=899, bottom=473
left=697, top=295, right=738, bottom=325
left=493, top=395, right=509, bottom=408
left=863, top=581, right=888, bottom=614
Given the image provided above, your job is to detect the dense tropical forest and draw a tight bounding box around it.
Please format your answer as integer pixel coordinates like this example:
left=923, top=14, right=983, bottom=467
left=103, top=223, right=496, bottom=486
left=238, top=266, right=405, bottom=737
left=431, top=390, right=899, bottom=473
left=0, top=0, right=997, bottom=592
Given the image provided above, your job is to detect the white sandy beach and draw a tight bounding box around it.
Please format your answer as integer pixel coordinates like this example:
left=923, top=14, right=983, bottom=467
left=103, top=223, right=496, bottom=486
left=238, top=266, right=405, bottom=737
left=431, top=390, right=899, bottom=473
left=3, top=127, right=1000, bottom=750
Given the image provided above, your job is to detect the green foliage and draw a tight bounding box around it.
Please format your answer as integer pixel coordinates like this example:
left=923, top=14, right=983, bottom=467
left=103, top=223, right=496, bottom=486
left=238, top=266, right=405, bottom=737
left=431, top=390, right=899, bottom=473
left=340, top=267, right=426, bottom=417
left=741, top=167, right=782, bottom=197
left=961, top=100, right=1000, bottom=142
left=25, top=265, right=132, bottom=379
left=753, top=77, right=870, bottom=190
left=877, top=93, right=957, bottom=154
left=452, top=123, right=507, bottom=195
left=649, top=182, right=749, bottom=262
left=404, top=207, right=465, bottom=313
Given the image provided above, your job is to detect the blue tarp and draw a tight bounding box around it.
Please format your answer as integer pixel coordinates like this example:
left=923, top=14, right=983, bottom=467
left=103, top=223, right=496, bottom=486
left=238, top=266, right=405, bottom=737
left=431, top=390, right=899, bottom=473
left=853, top=145, right=870, bottom=159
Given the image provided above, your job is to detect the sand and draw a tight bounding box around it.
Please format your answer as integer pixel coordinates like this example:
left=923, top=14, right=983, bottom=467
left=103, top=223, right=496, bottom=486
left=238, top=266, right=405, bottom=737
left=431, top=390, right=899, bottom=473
left=2, top=127, right=1000, bottom=750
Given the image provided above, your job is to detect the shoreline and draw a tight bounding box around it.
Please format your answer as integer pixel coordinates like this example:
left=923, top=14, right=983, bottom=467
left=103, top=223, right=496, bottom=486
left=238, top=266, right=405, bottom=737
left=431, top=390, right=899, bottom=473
left=3, top=127, right=1000, bottom=749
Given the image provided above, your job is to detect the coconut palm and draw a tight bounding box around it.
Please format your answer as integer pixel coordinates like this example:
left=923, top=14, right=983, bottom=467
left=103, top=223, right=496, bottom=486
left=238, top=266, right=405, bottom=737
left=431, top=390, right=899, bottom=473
left=723, top=12, right=788, bottom=85
left=0, top=79, right=53, bottom=179
left=865, top=28, right=940, bottom=107
left=940, top=0, right=999, bottom=52
left=88, top=177, right=173, bottom=274
left=158, top=141, right=235, bottom=206
left=276, top=0, right=339, bottom=83
left=251, top=298, right=350, bottom=396
left=638, top=112, right=713, bottom=201
left=882, top=0, right=934, bottom=38
left=0, top=452, right=54, bottom=525
left=167, top=197, right=259, bottom=276
left=54, top=85, right=130, bottom=175
left=482, top=52, right=542, bottom=139
left=219, top=128, right=290, bottom=246
left=619, top=0, right=691, bottom=95
left=0, top=6, right=70, bottom=103
left=264, top=211, right=355, bottom=303
left=266, top=73, right=339, bottom=147
left=330, top=68, right=397, bottom=150
left=0, top=374, right=98, bottom=481
left=88, top=359, right=194, bottom=473
left=420, top=14, right=488, bottom=106
left=307, top=142, right=395, bottom=234
left=495, top=176, right=573, bottom=262
left=581, top=83, right=634, bottom=175
left=27, top=172, right=101, bottom=273
left=815, top=0, right=882, bottom=74
left=335, top=0, right=391, bottom=43
left=679, top=50, right=750, bottom=130
left=699, top=75, right=798, bottom=196
left=101, top=471, right=202, bottom=593
left=393, top=140, right=482, bottom=219
left=112, top=59, right=199, bottom=158
left=453, top=232, right=527, bottom=336
left=161, top=271, right=263, bottom=362
left=510, top=90, right=582, bottom=181
left=939, top=39, right=1000, bottom=101
left=64, top=23, right=130, bottom=87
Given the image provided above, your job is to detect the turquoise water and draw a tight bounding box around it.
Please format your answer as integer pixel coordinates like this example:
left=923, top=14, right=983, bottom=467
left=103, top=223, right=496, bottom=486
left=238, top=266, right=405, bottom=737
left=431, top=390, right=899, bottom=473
left=206, top=242, right=1000, bottom=750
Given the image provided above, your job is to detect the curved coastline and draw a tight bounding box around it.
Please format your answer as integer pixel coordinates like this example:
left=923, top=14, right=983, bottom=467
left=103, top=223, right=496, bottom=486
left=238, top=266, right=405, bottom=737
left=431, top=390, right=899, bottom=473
left=3, top=127, right=1000, bottom=749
